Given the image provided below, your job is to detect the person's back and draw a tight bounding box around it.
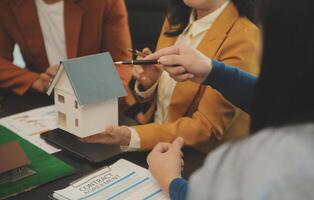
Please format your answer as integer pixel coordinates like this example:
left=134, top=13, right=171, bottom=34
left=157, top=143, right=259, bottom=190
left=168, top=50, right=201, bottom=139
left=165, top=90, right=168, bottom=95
left=189, top=123, right=314, bottom=199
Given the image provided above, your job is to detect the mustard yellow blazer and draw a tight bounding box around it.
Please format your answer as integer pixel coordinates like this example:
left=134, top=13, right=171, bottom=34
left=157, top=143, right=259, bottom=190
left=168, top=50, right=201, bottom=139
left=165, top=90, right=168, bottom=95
left=134, top=2, right=260, bottom=152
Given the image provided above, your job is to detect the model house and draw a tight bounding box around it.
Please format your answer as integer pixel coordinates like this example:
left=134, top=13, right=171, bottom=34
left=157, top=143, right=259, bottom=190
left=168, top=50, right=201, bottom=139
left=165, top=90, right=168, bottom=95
left=47, top=53, right=126, bottom=138
left=0, top=141, right=35, bottom=184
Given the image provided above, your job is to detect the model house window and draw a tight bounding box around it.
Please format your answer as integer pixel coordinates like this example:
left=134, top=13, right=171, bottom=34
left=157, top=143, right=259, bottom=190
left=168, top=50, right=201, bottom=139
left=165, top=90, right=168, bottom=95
left=58, top=112, right=66, bottom=127
left=75, top=118, right=79, bottom=127
left=75, top=101, right=78, bottom=109
left=58, top=94, right=65, bottom=103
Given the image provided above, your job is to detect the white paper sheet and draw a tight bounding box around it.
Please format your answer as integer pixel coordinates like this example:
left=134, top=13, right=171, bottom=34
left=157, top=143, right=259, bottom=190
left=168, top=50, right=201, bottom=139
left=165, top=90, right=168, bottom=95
left=53, top=159, right=169, bottom=200
left=0, top=105, right=60, bottom=154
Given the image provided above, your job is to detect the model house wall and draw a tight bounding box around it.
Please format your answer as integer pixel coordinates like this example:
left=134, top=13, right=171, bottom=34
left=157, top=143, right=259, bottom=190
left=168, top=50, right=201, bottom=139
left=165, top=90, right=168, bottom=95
left=54, top=72, right=83, bottom=136
left=54, top=70, right=118, bottom=138
left=80, top=98, right=118, bottom=137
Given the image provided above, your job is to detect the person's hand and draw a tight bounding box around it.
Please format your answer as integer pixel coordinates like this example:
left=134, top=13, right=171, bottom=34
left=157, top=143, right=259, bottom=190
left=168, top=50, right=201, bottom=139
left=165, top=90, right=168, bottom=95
left=144, top=44, right=213, bottom=83
left=147, top=137, right=184, bottom=194
left=31, top=73, right=52, bottom=93
left=82, top=125, right=131, bottom=146
left=31, top=64, right=59, bottom=93
left=45, top=64, right=59, bottom=78
left=132, top=48, right=163, bottom=90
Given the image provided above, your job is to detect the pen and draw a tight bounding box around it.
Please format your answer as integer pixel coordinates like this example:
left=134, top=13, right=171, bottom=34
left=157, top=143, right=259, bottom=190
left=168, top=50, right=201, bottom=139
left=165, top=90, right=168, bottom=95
left=114, top=60, right=160, bottom=65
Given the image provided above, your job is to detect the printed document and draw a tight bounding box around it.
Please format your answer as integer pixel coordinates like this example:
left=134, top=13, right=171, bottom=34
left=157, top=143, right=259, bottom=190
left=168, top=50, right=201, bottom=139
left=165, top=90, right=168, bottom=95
left=0, top=105, right=60, bottom=154
left=52, top=159, right=169, bottom=200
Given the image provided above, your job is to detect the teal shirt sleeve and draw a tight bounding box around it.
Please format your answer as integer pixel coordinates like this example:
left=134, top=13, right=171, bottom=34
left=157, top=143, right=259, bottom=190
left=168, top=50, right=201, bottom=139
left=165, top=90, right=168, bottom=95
left=169, top=178, right=188, bottom=200
left=203, top=60, right=257, bottom=114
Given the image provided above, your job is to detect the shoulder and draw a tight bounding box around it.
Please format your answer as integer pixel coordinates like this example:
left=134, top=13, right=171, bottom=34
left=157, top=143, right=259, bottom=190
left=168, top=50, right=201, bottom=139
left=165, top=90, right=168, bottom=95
left=228, top=17, right=260, bottom=41
left=232, top=123, right=314, bottom=157
left=199, top=123, right=314, bottom=178
left=240, top=124, right=314, bottom=199
left=189, top=123, right=314, bottom=199
left=214, top=16, right=260, bottom=72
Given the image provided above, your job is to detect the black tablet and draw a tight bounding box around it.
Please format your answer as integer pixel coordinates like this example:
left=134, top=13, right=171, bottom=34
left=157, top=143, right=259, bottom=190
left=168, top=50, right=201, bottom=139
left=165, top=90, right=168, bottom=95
left=40, top=129, right=122, bottom=163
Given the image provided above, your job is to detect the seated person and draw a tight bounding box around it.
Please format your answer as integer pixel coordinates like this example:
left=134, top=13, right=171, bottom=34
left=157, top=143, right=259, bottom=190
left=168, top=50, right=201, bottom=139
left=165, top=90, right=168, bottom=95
left=0, top=0, right=132, bottom=102
left=83, top=0, right=260, bottom=152
left=146, top=0, right=314, bottom=197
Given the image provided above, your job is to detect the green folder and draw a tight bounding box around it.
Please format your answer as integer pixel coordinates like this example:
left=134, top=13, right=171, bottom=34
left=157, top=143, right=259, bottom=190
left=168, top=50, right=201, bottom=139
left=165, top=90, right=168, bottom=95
left=0, top=125, right=75, bottom=199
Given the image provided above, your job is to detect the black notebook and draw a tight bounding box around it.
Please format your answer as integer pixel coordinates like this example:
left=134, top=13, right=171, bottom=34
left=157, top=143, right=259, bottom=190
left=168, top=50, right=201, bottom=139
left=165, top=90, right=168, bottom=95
left=41, top=128, right=122, bottom=163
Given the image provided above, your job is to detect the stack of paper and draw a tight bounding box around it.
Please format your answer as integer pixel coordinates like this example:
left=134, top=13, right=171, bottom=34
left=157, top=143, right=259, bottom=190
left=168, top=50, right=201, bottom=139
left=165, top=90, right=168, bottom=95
left=52, top=159, right=169, bottom=200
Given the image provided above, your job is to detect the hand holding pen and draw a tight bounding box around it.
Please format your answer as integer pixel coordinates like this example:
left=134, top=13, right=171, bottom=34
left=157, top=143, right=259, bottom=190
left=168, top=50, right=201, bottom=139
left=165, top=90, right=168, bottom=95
left=139, top=44, right=213, bottom=83
left=114, top=48, right=160, bottom=65
left=115, top=48, right=163, bottom=90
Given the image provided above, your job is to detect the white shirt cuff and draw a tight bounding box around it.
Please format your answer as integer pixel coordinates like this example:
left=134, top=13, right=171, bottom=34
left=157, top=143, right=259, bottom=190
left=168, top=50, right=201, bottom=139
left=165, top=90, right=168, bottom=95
left=120, top=127, right=141, bottom=152
left=134, top=80, right=158, bottom=99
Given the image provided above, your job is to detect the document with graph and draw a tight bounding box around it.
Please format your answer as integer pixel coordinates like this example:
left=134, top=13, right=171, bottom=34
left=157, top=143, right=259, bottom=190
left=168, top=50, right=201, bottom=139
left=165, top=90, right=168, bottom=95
left=0, top=105, right=60, bottom=153
left=51, top=159, right=169, bottom=200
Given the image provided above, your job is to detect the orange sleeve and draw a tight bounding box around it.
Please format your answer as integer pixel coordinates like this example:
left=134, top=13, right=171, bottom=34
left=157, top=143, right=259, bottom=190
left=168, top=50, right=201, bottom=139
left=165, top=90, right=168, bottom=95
left=134, top=20, right=261, bottom=150
left=101, top=0, right=132, bottom=86
left=134, top=88, right=235, bottom=150
left=0, top=20, right=39, bottom=95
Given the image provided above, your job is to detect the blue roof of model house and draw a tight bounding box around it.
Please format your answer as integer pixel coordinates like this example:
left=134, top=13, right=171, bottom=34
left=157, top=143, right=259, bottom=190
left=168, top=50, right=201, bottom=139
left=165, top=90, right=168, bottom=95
left=47, top=52, right=126, bottom=106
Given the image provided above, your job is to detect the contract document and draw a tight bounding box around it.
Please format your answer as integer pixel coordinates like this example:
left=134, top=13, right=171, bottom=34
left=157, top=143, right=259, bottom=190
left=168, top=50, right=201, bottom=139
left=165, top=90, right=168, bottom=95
left=52, top=159, right=169, bottom=200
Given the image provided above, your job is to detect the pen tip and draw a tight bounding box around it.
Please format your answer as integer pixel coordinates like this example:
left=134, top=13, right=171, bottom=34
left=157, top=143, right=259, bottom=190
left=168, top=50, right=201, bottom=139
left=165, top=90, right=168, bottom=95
left=114, top=61, right=123, bottom=65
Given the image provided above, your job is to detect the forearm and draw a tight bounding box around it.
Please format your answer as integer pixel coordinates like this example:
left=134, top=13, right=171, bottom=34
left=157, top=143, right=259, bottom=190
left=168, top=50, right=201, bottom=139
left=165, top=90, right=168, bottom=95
left=169, top=178, right=188, bottom=200
left=134, top=112, right=227, bottom=150
left=203, top=60, right=257, bottom=114
left=0, top=59, right=39, bottom=95
left=135, top=89, right=235, bottom=149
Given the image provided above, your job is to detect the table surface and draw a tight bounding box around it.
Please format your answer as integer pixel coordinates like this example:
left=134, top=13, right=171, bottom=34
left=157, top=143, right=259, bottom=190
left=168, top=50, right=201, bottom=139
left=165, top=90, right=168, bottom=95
left=0, top=91, right=206, bottom=200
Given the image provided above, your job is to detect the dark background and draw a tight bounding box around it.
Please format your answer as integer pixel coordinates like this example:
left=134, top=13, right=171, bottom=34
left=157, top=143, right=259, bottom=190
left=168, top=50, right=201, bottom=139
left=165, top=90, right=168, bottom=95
left=124, top=0, right=168, bottom=51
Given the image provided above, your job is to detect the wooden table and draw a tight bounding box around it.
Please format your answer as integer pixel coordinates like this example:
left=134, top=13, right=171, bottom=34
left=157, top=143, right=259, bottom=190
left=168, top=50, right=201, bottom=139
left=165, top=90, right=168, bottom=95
left=0, top=91, right=206, bottom=200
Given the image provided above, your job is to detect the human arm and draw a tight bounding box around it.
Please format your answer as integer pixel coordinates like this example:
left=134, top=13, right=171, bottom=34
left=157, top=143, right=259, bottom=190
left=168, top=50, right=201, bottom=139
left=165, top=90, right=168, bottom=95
left=146, top=44, right=257, bottom=114
left=147, top=137, right=187, bottom=200
left=101, top=0, right=132, bottom=87
left=81, top=44, right=257, bottom=149
left=133, top=85, right=235, bottom=149
left=203, top=60, right=256, bottom=114
left=131, top=48, right=163, bottom=103
left=82, top=17, right=260, bottom=148
left=0, top=18, right=59, bottom=94
left=169, top=178, right=188, bottom=200
left=0, top=20, right=39, bottom=95
left=133, top=31, right=260, bottom=149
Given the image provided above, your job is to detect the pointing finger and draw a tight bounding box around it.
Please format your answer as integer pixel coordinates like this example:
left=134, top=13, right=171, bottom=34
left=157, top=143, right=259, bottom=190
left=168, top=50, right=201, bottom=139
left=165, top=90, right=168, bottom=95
left=144, top=45, right=180, bottom=60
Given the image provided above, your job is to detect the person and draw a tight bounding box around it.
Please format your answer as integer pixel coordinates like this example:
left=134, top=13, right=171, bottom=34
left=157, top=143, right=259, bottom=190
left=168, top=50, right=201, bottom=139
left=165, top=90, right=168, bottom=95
left=145, top=0, right=314, bottom=198
left=83, top=0, right=260, bottom=153
left=146, top=44, right=257, bottom=113
left=0, top=0, right=132, bottom=101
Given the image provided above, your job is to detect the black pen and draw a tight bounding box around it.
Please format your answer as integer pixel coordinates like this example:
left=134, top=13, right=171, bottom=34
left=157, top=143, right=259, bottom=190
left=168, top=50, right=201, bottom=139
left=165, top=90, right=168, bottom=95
left=114, top=60, right=160, bottom=65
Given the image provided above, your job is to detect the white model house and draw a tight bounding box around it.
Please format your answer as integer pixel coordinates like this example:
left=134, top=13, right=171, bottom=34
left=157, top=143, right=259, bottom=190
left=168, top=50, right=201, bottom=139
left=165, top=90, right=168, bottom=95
left=47, top=53, right=126, bottom=138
